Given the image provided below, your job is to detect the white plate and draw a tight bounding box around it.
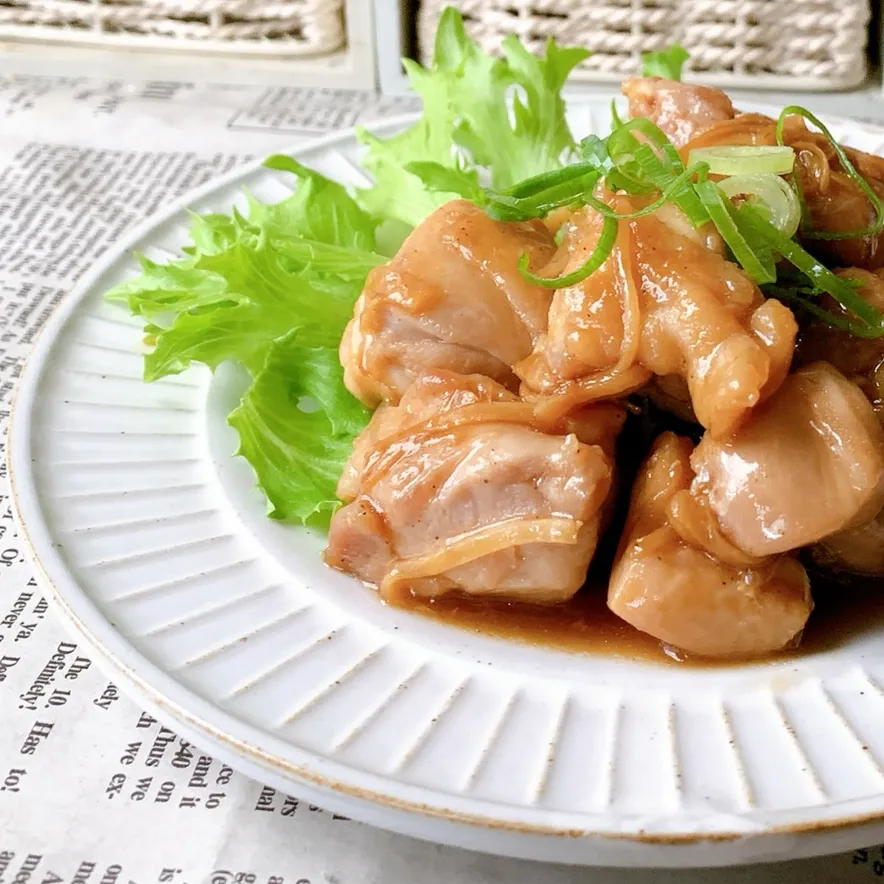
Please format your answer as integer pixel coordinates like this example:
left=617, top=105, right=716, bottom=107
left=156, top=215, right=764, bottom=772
left=12, top=99, right=884, bottom=868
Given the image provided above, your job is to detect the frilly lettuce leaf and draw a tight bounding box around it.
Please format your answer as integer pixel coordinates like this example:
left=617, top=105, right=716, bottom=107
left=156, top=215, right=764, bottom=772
left=107, top=7, right=590, bottom=525
left=356, top=62, right=460, bottom=228
left=254, top=155, right=379, bottom=252
left=356, top=7, right=589, bottom=227
left=106, top=159, right=381, bottom=523
left=641, top=44, right=690, bottom=81
left=452, top=30, right=590, bottom=188
left=229, top=325, right=370, bottom=524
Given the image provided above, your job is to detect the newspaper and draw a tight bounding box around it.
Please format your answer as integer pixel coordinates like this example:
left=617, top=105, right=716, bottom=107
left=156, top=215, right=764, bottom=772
left=0, top=67, right=883, bottom=883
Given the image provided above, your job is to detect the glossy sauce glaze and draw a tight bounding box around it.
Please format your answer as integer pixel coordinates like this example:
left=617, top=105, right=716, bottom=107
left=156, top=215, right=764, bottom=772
left=390, top=401, right=884, bottom=666
left=326, top=78, right=884, bottom=663
left=394, top=572, right=884, bottom=665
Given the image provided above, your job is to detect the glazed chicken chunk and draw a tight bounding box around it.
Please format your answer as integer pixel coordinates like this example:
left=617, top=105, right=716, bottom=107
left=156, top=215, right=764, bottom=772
left=608, top=433, right=812, bottom=658
left=797, top=268, right=884, bottom=418
left=628, top=76, right=884, bottom=270
left=326, top=371, right=619, bottom=603
left=519, top=199, right=797, bottom=437
left=796, top=270, right=884, bottom=574
left=622, top=76, right=736, bottom=148
left=340, top=200, right=557, bottom=407
left=325, top=67, right=884, bottom=660
left=689, top=363, right=884, bottom=558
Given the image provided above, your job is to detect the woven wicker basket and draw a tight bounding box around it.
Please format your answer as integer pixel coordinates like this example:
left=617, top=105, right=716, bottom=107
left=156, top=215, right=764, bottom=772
left=0, top=0, right=345, bottom=56
left=417, top=0, right=872, bottom=90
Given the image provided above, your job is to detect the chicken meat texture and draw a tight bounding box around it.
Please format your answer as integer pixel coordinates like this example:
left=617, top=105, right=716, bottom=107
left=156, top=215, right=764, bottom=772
left=326, top=371, right=621, bottom=604
left=340, top=199, right=557, bottom=408
left=328, top=76, right=884, bottom=651
left=624, top=76, right=884, bottom=270
left=608, top=432, right=812, bottom=659
left=621, top=76, right=736, bottom=148
left=797, top=268, right=884, bottom=418
left=796, top=269, right=884, bottom=574
left=518, top=198, right=797, bottom=438
left=815, top=514, right=884, bottom=577
left=688, top=362, right=884, bottom=558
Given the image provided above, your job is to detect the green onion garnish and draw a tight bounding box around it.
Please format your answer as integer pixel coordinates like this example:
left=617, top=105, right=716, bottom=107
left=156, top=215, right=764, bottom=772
left=518, top=215, right=619, bottom=288
left=483, top=163, right=602, bottom=221
left=687, top=145, right=795, bottom=177
left=580, top=135, right=614, bottom=172
left=504, top=163, right=598, bottom=200
left=776, top=105, right=884, bottom=241
left=469, top=94, right=884, bottom=342
left=739, top=203, right=884, bottom=334
left=630, top=142, right=709, bottom=226
left=763, top=285, right=884, bottom=340
left=693, top=169, right=776, bottom=284
left=518, top=163, right=707, bottom=288
left=717, top=174, right=801, bottom=237
left=582, top=164, right=707, bottom=221
left=607, top=119, right=709, bottom=223
left=609, top=118, right=685, bottom=173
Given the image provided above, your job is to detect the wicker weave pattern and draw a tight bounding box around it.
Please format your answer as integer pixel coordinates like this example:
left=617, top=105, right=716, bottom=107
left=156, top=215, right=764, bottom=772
left=0, top=0, right=345, bottom=53
left=417, top=0, right=872, bottom=90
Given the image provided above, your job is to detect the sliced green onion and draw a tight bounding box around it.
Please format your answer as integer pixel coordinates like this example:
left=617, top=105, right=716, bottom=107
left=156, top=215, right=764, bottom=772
left=606, top=164, right=657, bottom=196
left=608, top=119, right=709, bottom=223
left=518, top=215, right=618, bottom=289
left=717, top=174, right=801, bottom=237
left=693, top=169, right=776, bottom=284
left=580, top=135, right=614, bottom=172
left=776, top=105, right=884, bottom=241
left=487, top=173, right=600, bottom=219
left=763, top=285, right=884, bottom=339
left=687, top=145, right=795, bottom=177
left=728, top=200, right=778, bottom=277
left=611, top=98, right=625, bottom=129
left=502, top=163, right=599, bottom=200
left=483, top=164, right=601, bottom=221
left=632, top=143, right=709, bottom=226
left=608, top=159, right=657, bottom=196
left=583, top=163, right=708, bottom=221
left=739, top=202, right=884, bottom=334
left=581, top=133, right=649, bottom=197
left=603, top=128, right=656, bottom=194
left=522, top=171, right=600, bottom=211
left=609, top=118, right=684, bottom=172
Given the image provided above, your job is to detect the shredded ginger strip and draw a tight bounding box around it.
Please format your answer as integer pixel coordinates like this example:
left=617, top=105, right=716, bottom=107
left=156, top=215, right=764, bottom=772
left=380, top=517, right=581, bottom=601
left=535, top=222, right=650, bottom=421
left=361, top=401, right=539, bottom=489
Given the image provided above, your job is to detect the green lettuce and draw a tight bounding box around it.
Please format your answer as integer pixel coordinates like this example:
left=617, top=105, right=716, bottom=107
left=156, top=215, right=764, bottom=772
left=229, top=325, right=370, bottom=523
left=106, top=159, right=379, bottom=524
left=107, top=7, right=589, bottom=526
left=641, top=44, right=690, bottom=81
left=356, top=7, right=589, bottom=228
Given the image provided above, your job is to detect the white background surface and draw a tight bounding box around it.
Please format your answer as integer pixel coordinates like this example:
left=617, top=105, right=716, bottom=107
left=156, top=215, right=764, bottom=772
left=3, top=50, right=884, bottom=882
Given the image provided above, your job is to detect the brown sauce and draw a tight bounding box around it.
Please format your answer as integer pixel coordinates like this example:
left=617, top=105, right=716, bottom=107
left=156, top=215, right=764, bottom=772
left=390, top=403, right=884, bottom=666
left=399, top=584, right=670, bottom=659
left=395, top=574, right=884, bottom=666
left=799, top=576, right=884, bottom=655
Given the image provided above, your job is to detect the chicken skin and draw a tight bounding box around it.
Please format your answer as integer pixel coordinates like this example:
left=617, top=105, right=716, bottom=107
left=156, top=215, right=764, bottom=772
left=326, top=371, right=620, bottom=603
left=340, top=200, right=557, bottom=407
left=519, top=200, right=797, bottom=437
left=608, top=433, right=812, bottom=658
